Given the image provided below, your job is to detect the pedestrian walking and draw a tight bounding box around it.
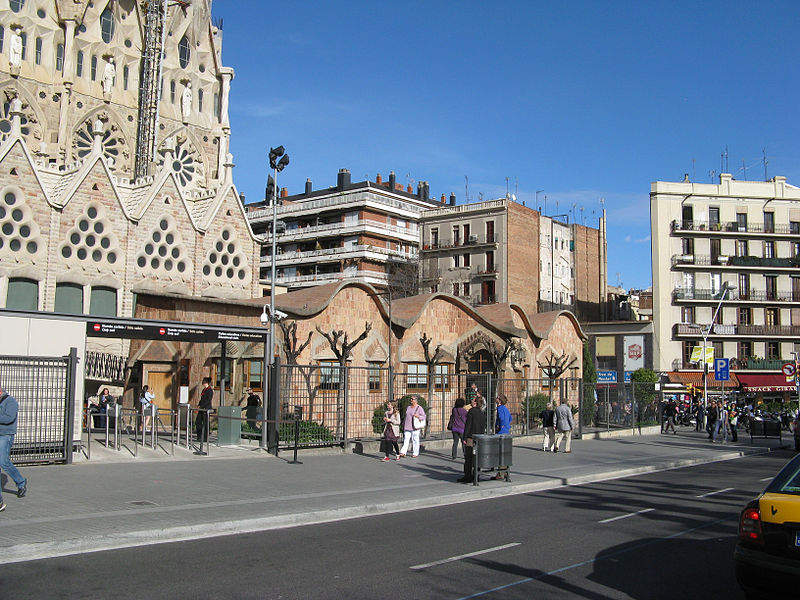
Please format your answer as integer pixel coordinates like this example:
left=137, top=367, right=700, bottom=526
left=714, top=403, right=729, bottom=443
left=448, top=398, right=468, bottom=459
left=399, top=396, right=425, bottom=458
left=694, top=401, right=705, bottom=432
left=729, top=404, right=738, bottom=442
left=466, top=382, right=483, bottom=406
left=553, top=400, right=575, bottom=453
left=707, top=401, right=718, bottom=440
left=140, top=385, right=156, bottom=432
left=458, top=395, right=486, bottom=483
left=238, top=387, right=262, bottom=432
left=195, top=377, right=213, bottom=452
left=0, top=384, right=27, bottom=511
left=540, top=402, right=556, bottom=451
left=495, top=394, right=512, bottom=435
left=382, top=400, right=401, bottom=461
left=663, top=399, right=677, bottom=434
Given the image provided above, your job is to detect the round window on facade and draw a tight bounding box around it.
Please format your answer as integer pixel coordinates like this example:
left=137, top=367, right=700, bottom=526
left=152, top=231, right=161, bottom=242
left=78, top=219, right=89, bottom=231
left=144, top=243, right=153, bottom=255
left=101, top=7, right=115, bottom=43
left=70, top=233, right=80, bottom=245
left=160, top=219, right=169, bottom=231
left=77, top=248, right=87, bottom=260
left=10, top=239, right=20, bottom=251
left=61, top=247, right=71, bottom=258
left=11, top=209, right=23, bottom=222
left=171, top=247, right=180, bottom=259
left=137, top=256, right=146, bottom=267
left=2, top=223, right=13, bottom=235
left=100, top=237, right=110, bottom=249
left=94, top=222, right=104, bottom=234
left=27, top=241, right=37, bottom=254
left=108, top=252, right=117, bottom=264
left=5, top=192, right=16, bottom=205
left=87, top=206, right=98, bottom=219
left=178, top=36, right=191, bottom=68
left=19, top=225, right=30, bottom=238
left=221, top=229, right=230, bottom=241
left=177, top=261, right=186, bottom=272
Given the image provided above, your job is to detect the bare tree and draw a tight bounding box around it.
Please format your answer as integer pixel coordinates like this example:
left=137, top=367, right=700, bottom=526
left=419, top=332, right=444, bottom=407
left=487, top=337, right=516, bottom=384
left=537, top=351, right=578, bottom=405
left=278, top=320, right=316, bottom=418
left=387, top=259, right=419, bottom=299
left=315, top=322, right=372, bottom=437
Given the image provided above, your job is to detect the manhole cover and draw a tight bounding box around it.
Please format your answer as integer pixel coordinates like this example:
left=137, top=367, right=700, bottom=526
left=127, top=500, right=157, bottom=506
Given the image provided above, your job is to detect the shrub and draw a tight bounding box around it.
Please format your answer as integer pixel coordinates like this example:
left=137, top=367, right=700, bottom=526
left=398, top=394, right=429, bottom=435
left=372, top=403, right=387, bottom=434
left=522, top=393, right=550, bottom=423
left=279, top=419, right=335, bottom=444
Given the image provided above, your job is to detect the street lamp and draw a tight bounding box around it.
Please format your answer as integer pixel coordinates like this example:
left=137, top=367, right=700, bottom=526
left=700, top=282, right=735, bottom=428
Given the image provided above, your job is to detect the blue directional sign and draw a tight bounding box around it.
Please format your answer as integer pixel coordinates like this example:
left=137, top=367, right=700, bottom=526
left=597, top=371, right=617, bottom=384
left=714, top=358, right=730, bottom=381
left=624, top=371, right=633, bottom=383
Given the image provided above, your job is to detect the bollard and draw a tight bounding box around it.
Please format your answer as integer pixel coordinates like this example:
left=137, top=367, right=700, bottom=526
left=289, top=405, right=303, bottom=465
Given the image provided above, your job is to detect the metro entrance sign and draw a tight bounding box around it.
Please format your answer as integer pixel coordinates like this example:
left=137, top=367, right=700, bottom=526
left=87, top=319, right=267, bottom=343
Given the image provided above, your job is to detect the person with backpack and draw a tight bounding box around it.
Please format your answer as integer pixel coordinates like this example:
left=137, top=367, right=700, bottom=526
left=0, top=383, right=27, bottom=511
left=663, top=399, right=678, bottom=434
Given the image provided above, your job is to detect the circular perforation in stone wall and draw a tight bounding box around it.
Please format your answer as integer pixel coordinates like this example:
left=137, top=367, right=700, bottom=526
left=135, top=215, right=192, bottom=280
left=58, top=203, right=120, bottom=269
left=202, top=226, right=251, bottom=285
left=0, top=189, right=44, bottom=260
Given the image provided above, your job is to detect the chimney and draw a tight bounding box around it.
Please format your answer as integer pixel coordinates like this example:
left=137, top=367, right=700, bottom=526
left=388, top=171, right=396, bottom=191
left=280, top=187, right=288, bottom=198
left=424, top=182, right=430, bottom=201
left=416, top=182, right=423, bottom=197
left=305, top=178, right=313, bottom=194
left=337, top=168, right=351, bottom=191
left=238, top=192, right=246, bottom=205
left=376, top=173, right=382, bottom=185
left=449, top=192, right=456, bottom=205
left=407, top=184, right=413, bottom=193
left=441, top=194, right=446, bottom=203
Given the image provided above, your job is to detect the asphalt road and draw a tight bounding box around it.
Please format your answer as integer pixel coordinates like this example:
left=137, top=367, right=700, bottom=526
left=4, top=449, right=794, bottom=599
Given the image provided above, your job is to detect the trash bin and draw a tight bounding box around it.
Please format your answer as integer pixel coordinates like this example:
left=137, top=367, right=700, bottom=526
left=473, top=434, right=513, bottom=469
left=217, top=405, right=242, bottom=446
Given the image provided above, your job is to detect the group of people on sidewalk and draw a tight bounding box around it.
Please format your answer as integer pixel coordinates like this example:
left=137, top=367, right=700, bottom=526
left=380, top=382, right=577, bottom=482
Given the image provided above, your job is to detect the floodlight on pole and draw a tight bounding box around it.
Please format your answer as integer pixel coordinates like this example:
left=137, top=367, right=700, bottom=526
left=701, top=282, right=735, bottom=429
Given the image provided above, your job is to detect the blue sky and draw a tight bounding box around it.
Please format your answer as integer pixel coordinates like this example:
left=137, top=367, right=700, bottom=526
left=218, top=1, right=800, bottom=290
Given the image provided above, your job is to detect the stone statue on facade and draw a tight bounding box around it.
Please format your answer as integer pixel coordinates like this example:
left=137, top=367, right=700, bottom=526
left=102, top=57, right=116, bottom=99
left=181, top=82, right=192, bottom=122
left=9, top=28, right=23, bottom=72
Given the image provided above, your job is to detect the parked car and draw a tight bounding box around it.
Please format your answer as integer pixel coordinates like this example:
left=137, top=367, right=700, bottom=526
left=735, top=453, right=800, bottom=598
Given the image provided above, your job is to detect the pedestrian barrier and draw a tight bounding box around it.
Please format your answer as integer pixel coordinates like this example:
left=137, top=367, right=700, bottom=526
left=749, top=420, right=782, bottom=445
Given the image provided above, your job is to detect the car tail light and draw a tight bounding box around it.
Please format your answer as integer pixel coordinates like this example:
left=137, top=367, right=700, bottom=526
left=739, top=506, right=763, bottom=544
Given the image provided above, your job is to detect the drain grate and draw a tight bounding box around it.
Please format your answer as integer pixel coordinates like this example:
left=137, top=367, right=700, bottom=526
left=127, top=500, right=157, bottom=506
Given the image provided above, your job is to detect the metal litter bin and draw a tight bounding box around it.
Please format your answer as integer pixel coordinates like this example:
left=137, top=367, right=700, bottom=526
left=473, top=434, right=513, bottom=469
left=217, top=405, right=242, bottom=446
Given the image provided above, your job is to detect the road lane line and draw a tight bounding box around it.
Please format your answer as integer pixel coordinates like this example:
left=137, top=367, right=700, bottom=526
left=410, top=543, right=521, bottom=570
left=696, top=487, right=734, bottom=498
left=598, top=507, right=654, bottom=524
left=456, top=516, right=730, bottom=599
left=759, top=477, right=773, bottom=481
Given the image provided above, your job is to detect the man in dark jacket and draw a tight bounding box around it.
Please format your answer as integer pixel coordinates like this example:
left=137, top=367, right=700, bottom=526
left=457, top=396, right=486, bottom=483
left=540, top=403, right=556, bottom=451
left=0, top=384, right=27, bottom=511
left=195, top=377, right=213, bottom=453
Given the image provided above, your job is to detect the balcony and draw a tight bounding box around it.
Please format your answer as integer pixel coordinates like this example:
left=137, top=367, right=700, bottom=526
left=672, top=288, right=799, bottom=303
left=421, top=233, right=498, bottom=251
left=247, top=191, right=426, bottom=222
left=420, top=268, right=441, bottom=282
left=671, top=254, right=799, bottom=270
left=673, top=323, right=800, bottom=338
left=264, top=270, right=390, bottom=287
left=475, top=266, right=498, bottom=278
left=259, top=219, right=420, bottom=244
left=471, top=295, right=497, bottom=306
left=671, top=219, right=798, bottom=236
left=261, top=244, right=416, bottom=267
left=673, top=358, right=790, bottom=371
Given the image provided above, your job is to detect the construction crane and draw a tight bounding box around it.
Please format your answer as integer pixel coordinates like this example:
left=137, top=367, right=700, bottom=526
left=134, top=0, right=169, bottom=180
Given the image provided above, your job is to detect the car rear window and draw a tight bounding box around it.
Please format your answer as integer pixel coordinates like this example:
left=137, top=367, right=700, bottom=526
left=765, top=457, right=800, bottom=496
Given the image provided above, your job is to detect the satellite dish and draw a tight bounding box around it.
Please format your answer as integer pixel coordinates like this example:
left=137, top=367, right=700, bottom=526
left=511, top=194, right=517, bottom=202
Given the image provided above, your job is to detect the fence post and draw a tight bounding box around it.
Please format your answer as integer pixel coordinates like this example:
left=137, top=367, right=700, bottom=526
left=64, top=347, right=78, bottom=465
left=342, top=366, right=349, bottom=445
left=267, top=355, right=281, bottom=456
left=578, top=378, right=583, bottom=439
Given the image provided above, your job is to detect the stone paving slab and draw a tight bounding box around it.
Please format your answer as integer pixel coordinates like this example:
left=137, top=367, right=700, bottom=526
left=0, top=430, right=783, bottom=564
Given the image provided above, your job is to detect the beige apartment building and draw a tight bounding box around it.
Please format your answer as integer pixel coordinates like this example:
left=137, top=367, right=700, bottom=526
left=418, top=198, right=607, bottom=320
left=651, top=174, right=800, bottom=375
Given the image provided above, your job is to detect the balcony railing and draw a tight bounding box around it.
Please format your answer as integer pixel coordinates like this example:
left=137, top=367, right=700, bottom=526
left=672, top=254, right=800, bottom=268
left=671, top=220, right=797, bottom=235
left=247, top=191, right=426, bottom=221
left=674, top=323, right=800, bottom=337
left=475, top=266, right=498, bottom=277
left=264, top=270, right=390, bottom=285
left=672, top=288, right=799, bottom=303
left=262, top=244, right=417, bottom=266
left=673, top=358, right=790, bottom=371
left=472, top=295, right=497, bottom=306
left=421, top=233, right=498, bottom=250
left=260, top=219, right=419, bottom=243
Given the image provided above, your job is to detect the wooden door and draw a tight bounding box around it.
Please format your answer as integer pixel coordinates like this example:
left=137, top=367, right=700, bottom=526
left=147, top=371, right=175, bottom=413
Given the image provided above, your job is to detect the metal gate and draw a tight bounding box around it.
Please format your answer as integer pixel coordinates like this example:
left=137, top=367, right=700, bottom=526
left=0, top=349, right=78, bottom=464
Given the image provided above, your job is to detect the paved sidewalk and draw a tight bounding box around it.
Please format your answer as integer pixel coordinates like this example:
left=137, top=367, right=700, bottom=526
left=0, top=429, right=785, bottom=564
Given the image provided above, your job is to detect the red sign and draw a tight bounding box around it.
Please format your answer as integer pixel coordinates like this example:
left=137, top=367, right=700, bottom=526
left=93, top=323, right=101, bottom=332
left=159, top=328, right=166, bottom=336
left=628, top=344, right=642, bottom=360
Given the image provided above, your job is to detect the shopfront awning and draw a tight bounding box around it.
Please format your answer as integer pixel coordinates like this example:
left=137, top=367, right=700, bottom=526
left=666, top=371, right=739, bottom=389
left=736, top=373, right=796, bottom=393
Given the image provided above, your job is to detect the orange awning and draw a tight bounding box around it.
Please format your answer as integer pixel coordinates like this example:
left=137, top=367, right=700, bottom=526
left=666, top=371, right=739, bottom=389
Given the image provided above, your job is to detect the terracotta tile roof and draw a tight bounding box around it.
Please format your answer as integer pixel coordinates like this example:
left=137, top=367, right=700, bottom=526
left=666, top=371, right=740, bottom=388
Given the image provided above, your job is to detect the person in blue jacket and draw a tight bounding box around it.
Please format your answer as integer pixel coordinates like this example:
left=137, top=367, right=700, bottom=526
left=493, top=394, right=512, bottom=481
left=495, top=393, right=512, bottom=434
left=0, top=383, right=27, bottom=511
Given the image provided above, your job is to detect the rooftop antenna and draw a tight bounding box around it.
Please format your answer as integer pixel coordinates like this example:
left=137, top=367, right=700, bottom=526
left=464, top=175, right=471, bottom=203
left=580, top=206, right=585, bottom=225
left=742, top=159, right=746, bottom=180
left=762, top=148, right=768, bottom=181
left=514, top=177, right=518, bottom=198
left=709, top=169, right=716, bottom=182
left=572, top=202, right=577, bottom=223
left=721, top=144, right=728, bottom=173
left=505, top=176, right=510, bottom=199
left=692, top=158, right=696, bottom=181
left=478, top=191, right=484, bottom=201
left=616, top=272, right=622, bottom=288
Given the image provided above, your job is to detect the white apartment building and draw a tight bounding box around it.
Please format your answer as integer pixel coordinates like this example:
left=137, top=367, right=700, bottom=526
left=539, top=216, right=574, bottom=311
left=651, top=174, right=800, bottom=373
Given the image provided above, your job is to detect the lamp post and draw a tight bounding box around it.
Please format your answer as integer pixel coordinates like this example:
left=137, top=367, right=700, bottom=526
left=700, top=282, right=734, bottom=428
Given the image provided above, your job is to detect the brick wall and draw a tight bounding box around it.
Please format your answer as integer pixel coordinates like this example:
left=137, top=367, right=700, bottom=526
left=507, top=203, right=540, bottom=315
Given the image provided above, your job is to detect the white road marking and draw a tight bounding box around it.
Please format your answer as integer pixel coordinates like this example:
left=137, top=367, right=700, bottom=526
left=759, top=477, right=773, bottom=482
left=696, top=487, right=734, bottom=498
left=598, top=507, right=654, bottom=524
left=410, top=543, right=521, bottom=570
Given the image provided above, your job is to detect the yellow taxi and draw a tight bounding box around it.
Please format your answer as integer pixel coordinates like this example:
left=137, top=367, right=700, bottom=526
left=736, top=453, right=800, bottom=599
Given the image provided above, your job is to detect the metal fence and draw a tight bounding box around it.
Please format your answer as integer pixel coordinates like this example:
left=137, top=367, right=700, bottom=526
left=0, top=350, right=78, bottom=464
left=276, top=364, right=585, bottom=447
left=581, top=381, right=661, bottom=431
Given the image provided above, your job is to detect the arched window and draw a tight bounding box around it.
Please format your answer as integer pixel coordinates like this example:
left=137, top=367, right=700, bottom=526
left=91, top=55, right=97, bottom=80
left=6, top=278, right=38, bottom=311
left=54, top=282, right=83, bottom=314
left=123, top=65, right=129, bottom=90
left=100, top=6, right=115, bottom=43
left=9, top=0, right=25, bottom=13
left=90, top=286, right=117, bottom=316
left=170, top=80, right=175, bottom=103
left=35, top=37, right=42, bottom=65
left=0, top=26, right=4, bottom=54
left=197, top=88, right=203, bottom=112
left=56, top=43, right=64, bottom=72
left=76, top=51, right=84, bottom=77
left=178, top=35, right=190, bottom=68
left=20, top=32, right=26, bottom=60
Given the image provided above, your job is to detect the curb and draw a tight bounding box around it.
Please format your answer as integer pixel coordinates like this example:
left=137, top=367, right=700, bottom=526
left=0, top=445, right=769, bottom=565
